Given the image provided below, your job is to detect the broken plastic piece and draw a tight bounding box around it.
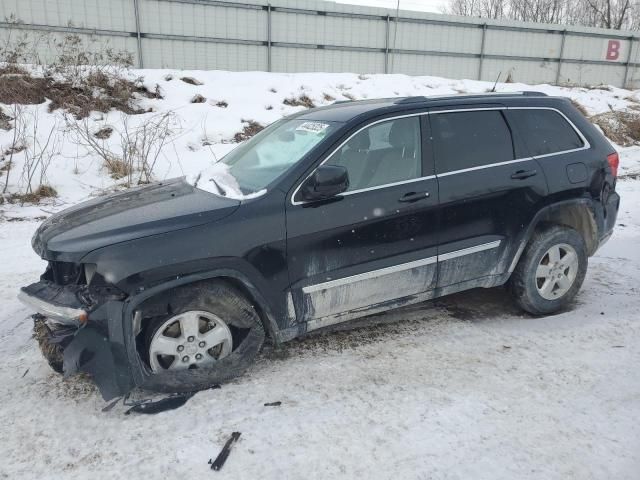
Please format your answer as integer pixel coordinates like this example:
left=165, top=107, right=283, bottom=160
left=209, top=432, right=241, bottom=471
left=124, top=392, right=195, bottom=415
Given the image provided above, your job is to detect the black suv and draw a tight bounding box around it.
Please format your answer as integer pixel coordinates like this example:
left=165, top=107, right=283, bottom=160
left=19, top=92, right=620, bottom=399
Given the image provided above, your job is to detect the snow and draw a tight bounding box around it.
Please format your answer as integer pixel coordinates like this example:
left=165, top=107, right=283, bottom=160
left=3, top=70, right=640, bottom=218
left=0, top=180, right=639, bottom=478
left=1, top=69, right=640, bottom=478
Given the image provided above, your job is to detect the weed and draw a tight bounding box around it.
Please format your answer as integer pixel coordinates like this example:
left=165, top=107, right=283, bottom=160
left=234, top=120, right=264, bottom=142
left=283, top=95, right=315, bottom=108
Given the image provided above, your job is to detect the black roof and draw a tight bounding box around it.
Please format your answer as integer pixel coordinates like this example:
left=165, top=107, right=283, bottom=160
left=298, top=91, right=558, bottom=123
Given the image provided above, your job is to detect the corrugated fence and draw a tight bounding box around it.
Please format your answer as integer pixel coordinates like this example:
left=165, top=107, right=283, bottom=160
left=1, top=0, right=640, bottom=88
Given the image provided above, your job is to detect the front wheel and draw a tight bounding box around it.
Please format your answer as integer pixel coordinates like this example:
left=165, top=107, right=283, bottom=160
left=141, top=281, right=265, bottom=393
left=509, top=225, right=588, bottom=315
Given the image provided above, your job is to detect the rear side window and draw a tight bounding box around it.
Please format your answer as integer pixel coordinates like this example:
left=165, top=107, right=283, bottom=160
left=508, top=109, right=584, bottom=156
left=431, top=110, right=514, bottom=173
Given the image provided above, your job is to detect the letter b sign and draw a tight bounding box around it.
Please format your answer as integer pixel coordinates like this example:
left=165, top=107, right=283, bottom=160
left=606, top=40, right=620, bottom=60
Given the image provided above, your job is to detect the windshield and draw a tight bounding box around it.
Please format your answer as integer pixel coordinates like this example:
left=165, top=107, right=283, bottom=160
left=218, top=119, right=340, bottom=194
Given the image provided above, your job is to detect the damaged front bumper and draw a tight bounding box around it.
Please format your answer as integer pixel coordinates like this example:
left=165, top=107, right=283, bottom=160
left=18, top=281, right=135, bottom=401
left=18, top=288, right=88, bottom=326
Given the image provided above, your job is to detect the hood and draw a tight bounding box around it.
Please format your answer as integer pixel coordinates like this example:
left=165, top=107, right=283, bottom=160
left=33, top=177, right=240, bottom=262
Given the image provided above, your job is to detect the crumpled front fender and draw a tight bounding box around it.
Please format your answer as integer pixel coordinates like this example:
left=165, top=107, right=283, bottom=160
left=62, top=299, right=135, bottom=401
left=63, top=325, right=134, bottom=401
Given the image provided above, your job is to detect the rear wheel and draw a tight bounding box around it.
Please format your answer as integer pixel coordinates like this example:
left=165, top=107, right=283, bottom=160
left=509, top=225, right=588, bottom=315
left=141, top=281, right=265, bottom=393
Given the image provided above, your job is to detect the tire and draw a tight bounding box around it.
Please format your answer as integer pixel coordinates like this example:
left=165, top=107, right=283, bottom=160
left=141, top=281, right=265, bottom=394
left=509, top=224, right=588, bottom=315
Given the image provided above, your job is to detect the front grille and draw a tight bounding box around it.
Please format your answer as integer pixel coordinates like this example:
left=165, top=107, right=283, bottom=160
left=41, top=261, right=86, bottom=286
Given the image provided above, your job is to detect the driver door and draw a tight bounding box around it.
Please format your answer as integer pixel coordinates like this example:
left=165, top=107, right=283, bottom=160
left=285, top=114, right=440, bottom=330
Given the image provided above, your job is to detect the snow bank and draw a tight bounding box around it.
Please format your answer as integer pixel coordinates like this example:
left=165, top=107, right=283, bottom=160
left=2, top=69, right=640, bottom=218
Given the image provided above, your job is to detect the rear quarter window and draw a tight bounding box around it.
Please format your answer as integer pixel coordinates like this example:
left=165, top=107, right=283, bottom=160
left=507, top=109, right=584, bottom=156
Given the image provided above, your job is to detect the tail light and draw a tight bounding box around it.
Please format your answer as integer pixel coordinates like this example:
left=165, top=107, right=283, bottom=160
left=607, top=152, right=619, bottom=178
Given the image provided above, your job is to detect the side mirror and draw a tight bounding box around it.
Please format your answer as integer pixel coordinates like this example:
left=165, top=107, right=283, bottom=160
left=299, top=165, right=349, bottom=202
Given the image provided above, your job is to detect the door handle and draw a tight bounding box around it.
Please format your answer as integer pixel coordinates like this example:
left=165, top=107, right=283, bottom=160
left=399, top=191, right=430, bottom=203
left=511, top=169, right=537, bottom=180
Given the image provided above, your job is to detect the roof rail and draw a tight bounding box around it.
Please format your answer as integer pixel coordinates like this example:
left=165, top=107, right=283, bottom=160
left=521, top=91, right=548, bottom=96
left=392, top=91, right=549, bottom=104
left=394, top=96, right=429, bottom=104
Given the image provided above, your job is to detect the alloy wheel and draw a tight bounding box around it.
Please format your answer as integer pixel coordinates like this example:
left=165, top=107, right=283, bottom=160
left=535, top=243, right=579, bottom=301
left=149, top=310, right=233, bottom=372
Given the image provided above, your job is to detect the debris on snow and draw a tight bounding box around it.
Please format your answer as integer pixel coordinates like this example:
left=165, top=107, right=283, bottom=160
left=180, top=76, right=203, bottom=86
left=209, top=432, right=242, bottom=471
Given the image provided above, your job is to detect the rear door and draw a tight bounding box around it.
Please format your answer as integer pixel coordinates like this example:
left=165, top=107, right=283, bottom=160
left=285, top=114, right=440, bottom=329
left=429, top=106, right=548, bottom=288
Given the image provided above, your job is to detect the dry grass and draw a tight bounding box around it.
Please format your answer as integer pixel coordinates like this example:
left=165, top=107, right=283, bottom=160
left=216, top=100, right=228, bottom=108
left=105, top=158, right=132, bottom=179
left=0, top=69, right=151, bottom=119
left=234, top=120, right=264, bottom=142
left=11, top=184, right=57, bottom=204
left=588, top=84, right=612, bottom=91
left=94, top=126, right=113, bottom=140
left=0, top=109, right=11, bottom=130
left=0, top=64, right=28, bottom=76
left=591, top=111, right=640, bottom=146
left=323, top=93, right=336, bottom=102
left=283, top=94, right=315, bottom=109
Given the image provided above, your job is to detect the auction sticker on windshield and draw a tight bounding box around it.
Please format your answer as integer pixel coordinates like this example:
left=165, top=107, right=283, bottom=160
left=296, top=122, right=330, bottom=134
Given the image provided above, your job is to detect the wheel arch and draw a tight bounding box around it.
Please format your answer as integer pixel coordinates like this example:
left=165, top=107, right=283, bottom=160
left=125, top=268, right=281, bottom=345
left=508, top=199, right=598, bottom=273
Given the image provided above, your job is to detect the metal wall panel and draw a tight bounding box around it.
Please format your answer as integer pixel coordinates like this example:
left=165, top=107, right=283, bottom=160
left=563, top=34, right=631, bottom=63
left=142, top=38, right=267, bottom=70
left=2, top=0, right=640, bottom=87
left=1, top=0, right=136, bottom=31
left=272, top=47, right=384, bottom=73
left=481, top=58, right=558, bottom=84
left=560, top=62, right=626, bottom=86
left=485, top=29, right=562, bottom=58
left=271, top=12, right=385, bottom=48
left=392, top=53, right=479, bottom=79
left=139, top=0, right=266, bottom=42
left=394, top=22, right=482, bottom=54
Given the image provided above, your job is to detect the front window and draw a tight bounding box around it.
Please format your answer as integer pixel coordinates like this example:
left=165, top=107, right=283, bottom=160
left=326, top=116, right=422, bottom=192
left=203, top=119, right=339, bottom=196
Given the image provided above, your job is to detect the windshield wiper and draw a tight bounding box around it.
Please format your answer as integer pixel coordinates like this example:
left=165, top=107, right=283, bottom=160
left=210, top=179, right=227, bottom=197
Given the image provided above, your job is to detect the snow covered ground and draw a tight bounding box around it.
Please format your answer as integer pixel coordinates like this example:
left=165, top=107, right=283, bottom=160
left=1, top=70, right=640, bottom=478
